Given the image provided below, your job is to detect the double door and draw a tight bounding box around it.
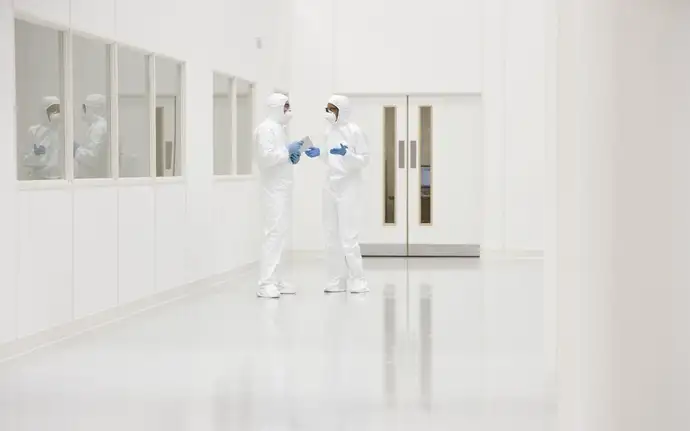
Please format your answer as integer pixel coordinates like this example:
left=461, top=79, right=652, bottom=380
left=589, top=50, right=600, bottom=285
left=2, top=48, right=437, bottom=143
left=350, top=95, right=482, bottom=257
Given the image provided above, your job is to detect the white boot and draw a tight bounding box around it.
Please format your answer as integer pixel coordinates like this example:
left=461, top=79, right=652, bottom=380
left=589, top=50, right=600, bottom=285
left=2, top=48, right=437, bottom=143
left=349, top=278, right=370, bottom=294
left=324, top=278, right=347, bottom=293
left=257, top=284, right=281, bottom=298
left=277, top=281, right=297, bottom=295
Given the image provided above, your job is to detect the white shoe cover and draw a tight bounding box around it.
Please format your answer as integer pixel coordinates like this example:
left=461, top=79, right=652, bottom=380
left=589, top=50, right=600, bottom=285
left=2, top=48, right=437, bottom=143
left=257, top=284, right=281, bottom=298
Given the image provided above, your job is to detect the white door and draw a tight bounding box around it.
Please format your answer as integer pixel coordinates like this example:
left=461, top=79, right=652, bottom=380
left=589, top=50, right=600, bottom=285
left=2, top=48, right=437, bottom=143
left=349, top=96, right=408, bottom=255
left=349, top=95, right=482, bottom=257
left=407, top=96, right=482, bottom=255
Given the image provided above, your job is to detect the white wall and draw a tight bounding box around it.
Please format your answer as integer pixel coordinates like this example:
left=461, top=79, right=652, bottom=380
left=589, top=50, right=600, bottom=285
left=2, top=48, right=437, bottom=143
left=332, top=0, right=482, bottom=94
left=289, top=0, right=547, bottom=253
left=501, top=0, right=546, bottom=251
left=1, top=0, right=290, bottom=343
left=0, top=0, right=18, bottom=345
left=553, top=1, right=690, bottom=428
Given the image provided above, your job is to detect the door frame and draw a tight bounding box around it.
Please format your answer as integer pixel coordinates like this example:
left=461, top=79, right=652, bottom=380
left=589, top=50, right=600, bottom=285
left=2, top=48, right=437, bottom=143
left=345, top=93, right=482, bottom=258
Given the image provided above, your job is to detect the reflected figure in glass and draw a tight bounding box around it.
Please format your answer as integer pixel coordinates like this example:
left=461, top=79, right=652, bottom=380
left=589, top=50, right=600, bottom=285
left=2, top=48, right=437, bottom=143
left=23, top=96, right=63, bottom=180
left=75, top=94, right=109, bottom=178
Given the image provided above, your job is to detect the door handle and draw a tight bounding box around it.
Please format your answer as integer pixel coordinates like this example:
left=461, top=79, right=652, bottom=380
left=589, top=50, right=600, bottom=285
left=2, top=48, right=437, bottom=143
left=398, top=140, right=405, bottom=168
left=410, top=140, right=417, bottom=169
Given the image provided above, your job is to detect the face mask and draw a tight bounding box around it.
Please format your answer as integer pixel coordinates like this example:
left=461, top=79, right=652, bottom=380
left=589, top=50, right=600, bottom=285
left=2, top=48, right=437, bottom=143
left=282, top=110, right=293, bottom=124
left=49, top=113, right=62, bottom=123
left=324, top=111, right=337, bottom=124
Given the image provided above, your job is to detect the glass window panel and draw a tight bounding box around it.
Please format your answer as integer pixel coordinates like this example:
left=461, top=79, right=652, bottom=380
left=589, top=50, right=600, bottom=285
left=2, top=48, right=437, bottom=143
left=384, top=106, right=396, bottom=224
left=236, top=78, right=254, bottom=175
left=213, top=73, right=233, bottom=175
left=118, top=46, right=150, bottom=178
left=420, top=106, right=432, bottom=225
left=15, top=20, right=65, bottom=181
left=73, top=34, right=111, bottom=179
left=155, top=56, right=182, bottom=177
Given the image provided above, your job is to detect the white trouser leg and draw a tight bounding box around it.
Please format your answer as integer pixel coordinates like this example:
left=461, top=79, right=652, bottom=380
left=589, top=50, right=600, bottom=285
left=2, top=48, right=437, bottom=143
left=259, top=193, right=290, bottom=287
left=323, top=189, right=348, bottom=285
left=336, top=187, right=365, bottom=281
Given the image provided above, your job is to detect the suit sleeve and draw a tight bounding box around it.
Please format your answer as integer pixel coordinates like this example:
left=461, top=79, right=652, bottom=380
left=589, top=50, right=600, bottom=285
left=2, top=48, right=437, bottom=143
left=75, top=124, right=107, bottom=163
left=255, top=127, right=289, bottom=169
left=342, top=128, right=370, bottom=171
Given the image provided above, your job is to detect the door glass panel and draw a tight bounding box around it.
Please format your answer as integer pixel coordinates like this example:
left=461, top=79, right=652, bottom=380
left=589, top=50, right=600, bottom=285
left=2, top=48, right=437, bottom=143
left=420, top=106, right=432, bottom=225
left=384, top=106, right=397, bottom=224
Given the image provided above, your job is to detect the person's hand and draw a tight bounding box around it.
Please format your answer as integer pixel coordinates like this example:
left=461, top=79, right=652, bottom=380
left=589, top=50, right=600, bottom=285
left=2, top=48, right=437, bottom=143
left=329, top=143, right=348, bottom=156
left=287, top=140, right=303, bottom=153
left=33, top=144, right=46, bottom=156
left=305, top=147, right=320, bottom=158
left=290, top=151, right=301, bottom=165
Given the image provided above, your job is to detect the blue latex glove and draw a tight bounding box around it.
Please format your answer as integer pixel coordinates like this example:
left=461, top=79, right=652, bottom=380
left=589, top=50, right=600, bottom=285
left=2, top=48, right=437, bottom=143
left=290, top=152, right=301, bottom=165
left=329, top=143, right=348, bottom=156
left=33, top=144, right=46, bottom=156
left=305, top=147, right=320, bottom=158
left=287, top=140, right=304, bottom=153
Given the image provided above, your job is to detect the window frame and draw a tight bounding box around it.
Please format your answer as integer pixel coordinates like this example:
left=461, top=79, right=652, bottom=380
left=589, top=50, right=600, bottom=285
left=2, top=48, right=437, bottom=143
left=213, top=74, right=257, bottom=180
left=152, top=53, right=186, bottom=179
left=14, top=14, right=187, bottom=186
left=14, top=16, right=69, bottom=185
left=115, top=42, right=153, bottom=181
left=69, top=29, right=116, bottom=183
left=212, top=72, right=236, bottom=177
left=234, top=78, right=256, bottom=177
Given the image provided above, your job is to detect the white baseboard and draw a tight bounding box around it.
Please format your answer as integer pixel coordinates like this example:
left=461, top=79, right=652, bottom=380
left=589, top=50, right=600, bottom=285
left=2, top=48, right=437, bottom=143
left=0, top=262, right=256, bottom=364
left=480, top=249, right=544, bottom=259
left=291, top=249, right=544, bottom=259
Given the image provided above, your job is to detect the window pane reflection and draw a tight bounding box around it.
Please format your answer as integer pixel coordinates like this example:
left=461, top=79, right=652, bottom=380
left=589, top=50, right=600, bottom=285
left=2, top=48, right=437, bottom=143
left=213, top=73, right=233, bottom=175
left=155, top=56, right=182, bottom=177
left=118, top=46, right=150, bottom=178
left=15, top=20, right=65, bottom=181
left=73, top=35, right=111, bottom=179
left=236, top=79, right=254, bottom=175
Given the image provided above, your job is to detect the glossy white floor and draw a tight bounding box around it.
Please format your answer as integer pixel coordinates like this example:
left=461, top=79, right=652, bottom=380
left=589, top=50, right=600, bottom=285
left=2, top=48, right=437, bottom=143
left=0, top=257, right=555, bottom=430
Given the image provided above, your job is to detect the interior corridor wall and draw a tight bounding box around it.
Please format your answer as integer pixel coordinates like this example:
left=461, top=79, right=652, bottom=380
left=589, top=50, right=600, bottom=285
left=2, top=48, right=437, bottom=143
left=289, top=0, right=547, bottom=253
left=0, top=0, right=291, bottom=344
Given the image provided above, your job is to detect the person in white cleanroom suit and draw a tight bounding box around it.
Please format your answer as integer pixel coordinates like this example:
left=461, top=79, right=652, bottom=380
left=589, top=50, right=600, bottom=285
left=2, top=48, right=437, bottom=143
left=254, top=93, right=303, bottom=298
left=305, top=95, right=370, bottom=293
left=75, top=94, right=109, bottom=178
left=23, top=96, right=63, bottom=180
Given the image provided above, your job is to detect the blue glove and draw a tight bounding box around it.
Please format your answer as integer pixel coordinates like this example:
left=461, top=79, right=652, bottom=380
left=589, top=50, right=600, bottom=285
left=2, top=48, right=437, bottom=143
left=33, top=144, right=46, bottom=156
left=290, top=152, right=301, bottom=165
left=287, top=140, right=304, bottom=153
left=305, top=147, right=320, bottom=158
left=329, top=143, right=348, bottom=156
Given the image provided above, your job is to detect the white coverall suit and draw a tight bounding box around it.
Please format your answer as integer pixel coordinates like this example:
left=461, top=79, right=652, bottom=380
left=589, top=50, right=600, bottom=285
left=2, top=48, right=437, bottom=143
left=254, top=93, right=297, bottom=297
left=320, top=95, right=370, bottom=293
left=75, top=94, right=109, bottom=179
left=24, top=96, right=62, bottom=180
